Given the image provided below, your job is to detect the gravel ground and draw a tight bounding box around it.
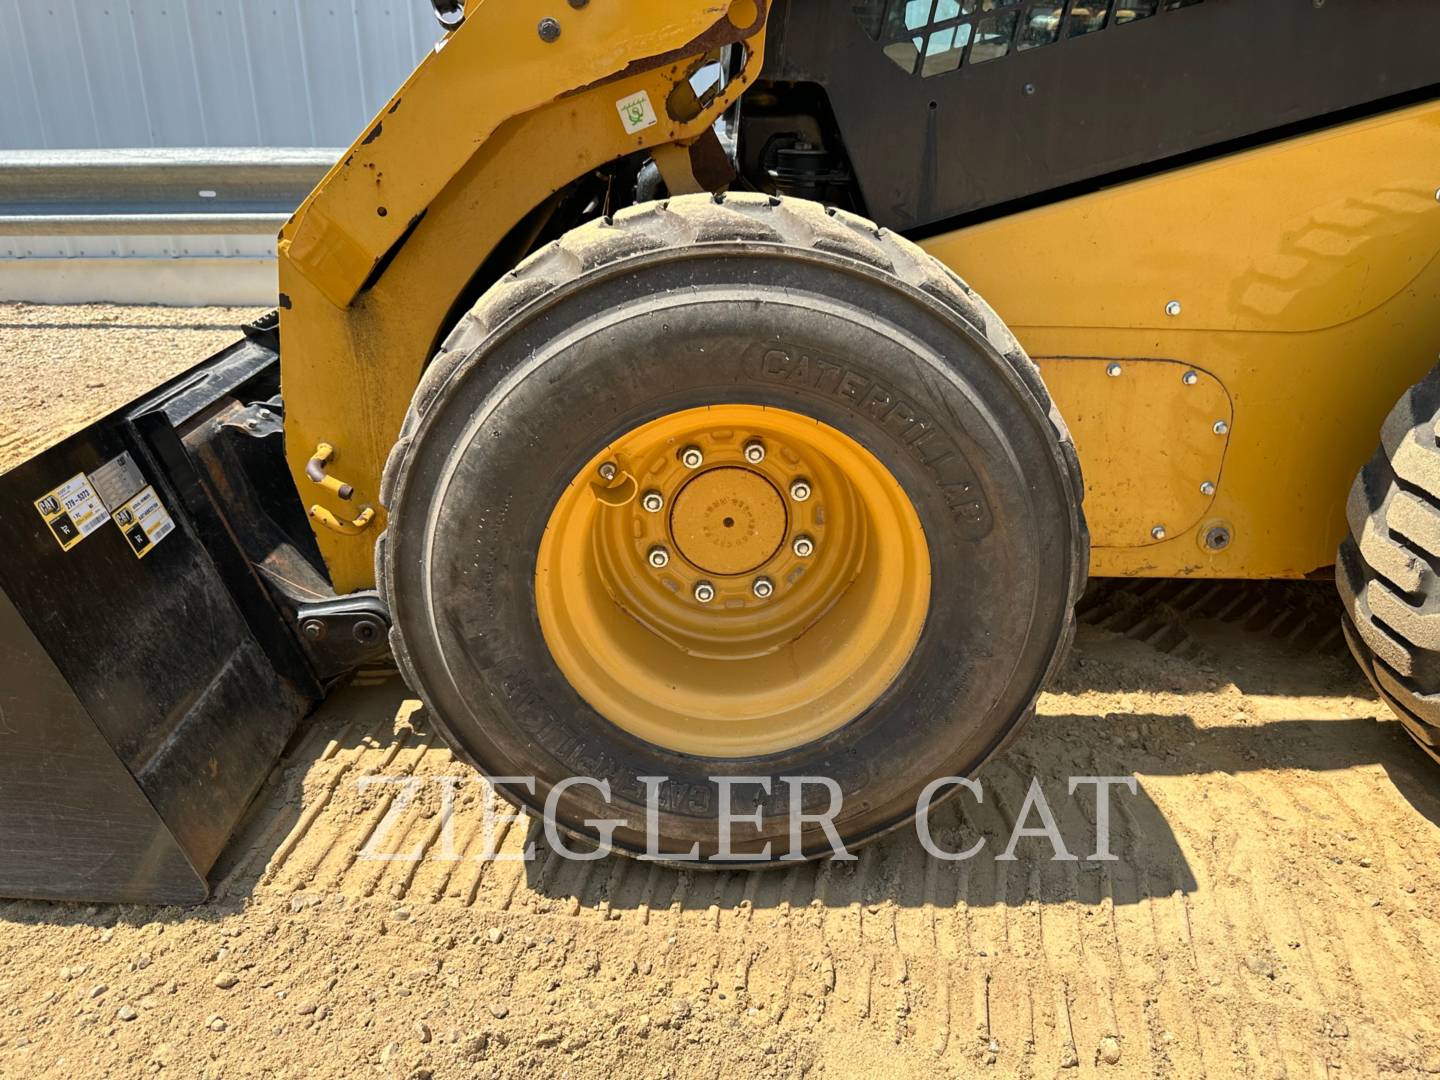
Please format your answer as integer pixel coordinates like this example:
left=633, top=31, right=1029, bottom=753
left=1, top=308, right=1438, bottom=1078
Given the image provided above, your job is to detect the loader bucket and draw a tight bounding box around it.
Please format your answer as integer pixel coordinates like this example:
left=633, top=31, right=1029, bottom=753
left=0, top=329, right=334, bottom=904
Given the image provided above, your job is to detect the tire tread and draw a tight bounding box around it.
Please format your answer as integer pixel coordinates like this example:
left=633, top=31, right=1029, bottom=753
left=1339, top=363, right=1440, bottom=752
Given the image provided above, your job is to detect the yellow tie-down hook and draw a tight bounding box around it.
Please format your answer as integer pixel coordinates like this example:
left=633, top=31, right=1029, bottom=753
left=590, top=460, right=638, bottom=507
left=306, top=443, right=376, bottom=536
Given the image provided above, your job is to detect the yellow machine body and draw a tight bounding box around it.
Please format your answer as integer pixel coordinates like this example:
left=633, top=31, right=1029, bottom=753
left=278, top=0, right=1440, bottom=590
left=927, top=101, right=1440, bottom=579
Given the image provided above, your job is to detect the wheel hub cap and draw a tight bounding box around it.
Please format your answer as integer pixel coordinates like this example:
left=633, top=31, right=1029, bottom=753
left=670, top=466, right=787, bottom=576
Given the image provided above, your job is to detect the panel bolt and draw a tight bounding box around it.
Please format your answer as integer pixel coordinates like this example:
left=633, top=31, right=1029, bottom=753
left=647, top=545, right=670, bottom=569
left=693, top=581, right=716, bottom=603
left=567, top=0, right=589, bottom=7
left=1165, top=300, right=1182, bottom=317
left=1205, top=525, right=1232, bottom=551
left=1106, top=363, right=1122, bottom=377
left=680, top=446, right=704, bottom=469
left=789, top=479, right=812, bottom=502
left=1182, top=370, right=1198, bottom=385
left=537, top=17, right=561, bottom=42
left=752, top=576, right=774, bottom=599
left=743, top=440, right=767, bottom=464
left=1200, top=480, right=1216, bottom=496
left=1151, top=524, right=1167, bottom=541
left=792, top=534, right=815, bottom=558
left=1213, top=419, right=1230, bottom=435
left=301, top=618, right=326, bottom=641
left=598, top=461, right=617, bottom=481
left=641, top=490, right=664, bottom=513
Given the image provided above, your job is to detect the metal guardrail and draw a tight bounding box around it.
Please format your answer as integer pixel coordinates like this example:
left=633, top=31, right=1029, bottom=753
left=0, top=148, right=339, bottom=236
left=1, top=213, right=290, bottom=236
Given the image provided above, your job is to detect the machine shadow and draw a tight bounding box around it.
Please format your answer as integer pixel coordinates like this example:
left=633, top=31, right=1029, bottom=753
left=1072, top=576, right=1356, bottom=697
left=516, top=702, right=1440, bottom=914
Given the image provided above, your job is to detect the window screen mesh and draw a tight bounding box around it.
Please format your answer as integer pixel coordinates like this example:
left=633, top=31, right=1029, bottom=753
left=854, top=0, right=1204, bottom=77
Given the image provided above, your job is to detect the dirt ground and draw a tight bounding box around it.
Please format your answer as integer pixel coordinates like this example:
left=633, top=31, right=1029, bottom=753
left=0, top=303, right=263, bottom=472
left=2, top=308, right=1439, bottom=1079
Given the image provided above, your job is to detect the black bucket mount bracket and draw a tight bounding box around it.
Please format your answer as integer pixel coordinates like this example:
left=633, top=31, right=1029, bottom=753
left=296, top=591, right=391, bottom=680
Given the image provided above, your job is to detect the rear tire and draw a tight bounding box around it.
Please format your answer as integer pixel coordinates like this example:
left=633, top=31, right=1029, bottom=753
left=378, top=193, right=1088, bottom=861
left=1338, top=363, right=1440, bottom=762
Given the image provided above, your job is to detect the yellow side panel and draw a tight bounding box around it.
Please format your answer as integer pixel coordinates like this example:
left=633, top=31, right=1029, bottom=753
left=924, top=101, right=1440, bottom=579
left=1036, top=358, right=1232, bottom=550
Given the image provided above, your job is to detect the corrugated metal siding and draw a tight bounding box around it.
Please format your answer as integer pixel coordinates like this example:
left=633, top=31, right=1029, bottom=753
left=0, top=1, right=439, bottom=303
left=0, top=0, right=438, bottom=150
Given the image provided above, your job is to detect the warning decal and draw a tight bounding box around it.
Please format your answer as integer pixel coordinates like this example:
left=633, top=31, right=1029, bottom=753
left=90, top=451, right=147, bottom=512
left=112, top=486, right=176, bottom=559
left=34, top=473, right=111, bottom=551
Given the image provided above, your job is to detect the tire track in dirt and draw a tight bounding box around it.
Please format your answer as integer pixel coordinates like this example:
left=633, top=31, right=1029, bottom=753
left=234, top=652, right=1433, bottom=1076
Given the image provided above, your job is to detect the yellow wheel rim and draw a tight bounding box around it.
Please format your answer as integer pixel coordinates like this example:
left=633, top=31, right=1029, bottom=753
left=535, top=405, right=931, bottom=757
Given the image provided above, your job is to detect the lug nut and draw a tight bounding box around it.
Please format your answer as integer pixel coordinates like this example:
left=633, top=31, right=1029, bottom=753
left=641, top=490, right=664, bottom=513
left=598, top=461, right=617, bottom=481
left=647, top=545, right=670, bottom=568
left=792, top=535, right=815, bottom=558
left=680, top=446, right=704, bottom=469
left=789, top=479, right=812, bottom=502
left=743, top=440, right=766, bottom=464
left=752, top=576, right=774, bottom=599
left=693, top=581, right=715, bottom=603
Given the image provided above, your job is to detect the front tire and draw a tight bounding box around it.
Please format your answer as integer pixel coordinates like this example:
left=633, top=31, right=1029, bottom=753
left=379, top=193, right=1087, bottom=862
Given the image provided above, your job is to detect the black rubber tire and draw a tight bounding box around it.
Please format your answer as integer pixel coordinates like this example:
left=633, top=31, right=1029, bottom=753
left=1339, top=364, right=1440, bottom=763
left=378, top=193, right=1088, bottom=862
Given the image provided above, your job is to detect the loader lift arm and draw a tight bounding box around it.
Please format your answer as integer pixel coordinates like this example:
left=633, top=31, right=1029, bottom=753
left=279, top=0, right=770, bottom=592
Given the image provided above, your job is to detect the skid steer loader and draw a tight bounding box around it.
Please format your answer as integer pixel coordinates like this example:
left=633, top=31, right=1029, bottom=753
left=4, top=0, right=1439, bottom=902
